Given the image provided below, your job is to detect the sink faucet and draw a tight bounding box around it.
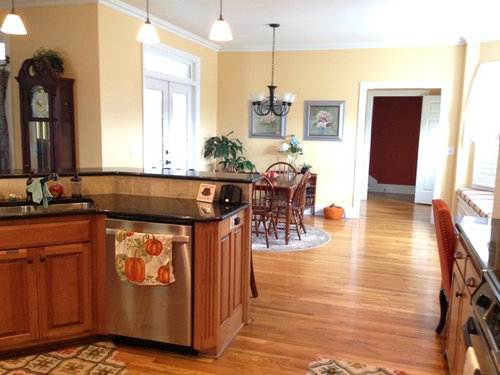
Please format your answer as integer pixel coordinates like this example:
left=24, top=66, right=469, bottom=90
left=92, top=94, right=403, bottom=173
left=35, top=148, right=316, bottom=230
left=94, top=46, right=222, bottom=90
left=39, top=172, right=60, bottom=185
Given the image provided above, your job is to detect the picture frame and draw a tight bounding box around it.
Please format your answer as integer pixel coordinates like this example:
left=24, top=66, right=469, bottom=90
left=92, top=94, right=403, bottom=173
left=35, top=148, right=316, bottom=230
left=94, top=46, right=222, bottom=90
left=249, top=102, right=286, bottom=139
left=304, top=100, right=345, bottom=141
left=196, top=183, right=216, bottom=202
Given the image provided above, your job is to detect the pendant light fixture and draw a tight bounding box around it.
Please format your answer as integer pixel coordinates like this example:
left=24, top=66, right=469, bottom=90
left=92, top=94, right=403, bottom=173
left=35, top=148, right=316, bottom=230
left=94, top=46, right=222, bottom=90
left=137, top=0, right=159, bottom=44
left=209, top=0, right=232, bottom=41
left=1, top=0, right=27, bottom=35
left=250, top=24, right=295, bottom=117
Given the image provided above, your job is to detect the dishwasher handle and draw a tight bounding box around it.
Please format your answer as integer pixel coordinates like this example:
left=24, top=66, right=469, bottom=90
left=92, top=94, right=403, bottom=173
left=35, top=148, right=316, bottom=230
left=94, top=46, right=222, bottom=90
left=105, top=228, right=190, bottom=243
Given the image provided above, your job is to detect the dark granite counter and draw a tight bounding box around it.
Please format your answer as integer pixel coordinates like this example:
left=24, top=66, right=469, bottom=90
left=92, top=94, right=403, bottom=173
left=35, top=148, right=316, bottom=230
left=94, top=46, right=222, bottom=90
left=0, top=167, right=263, bottom=184
left=0, top=194, right=249, bottom=223
left=90, top=194, right=248, bottom=223
left=455, top=216, right=500, bottom=270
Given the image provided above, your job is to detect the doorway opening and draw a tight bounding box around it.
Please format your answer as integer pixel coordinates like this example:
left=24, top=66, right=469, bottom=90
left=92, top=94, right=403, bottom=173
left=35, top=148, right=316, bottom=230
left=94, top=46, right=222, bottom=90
left=354, top=83, right=449, bottom=218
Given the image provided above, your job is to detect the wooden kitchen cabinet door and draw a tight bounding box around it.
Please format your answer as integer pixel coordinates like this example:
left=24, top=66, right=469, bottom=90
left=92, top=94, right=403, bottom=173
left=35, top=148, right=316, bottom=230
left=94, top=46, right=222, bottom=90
left=37, top=242, right=92, bottom=340
left=446, top=264, right=464, bottom=375
left=0, top=248, right=38, bottom=348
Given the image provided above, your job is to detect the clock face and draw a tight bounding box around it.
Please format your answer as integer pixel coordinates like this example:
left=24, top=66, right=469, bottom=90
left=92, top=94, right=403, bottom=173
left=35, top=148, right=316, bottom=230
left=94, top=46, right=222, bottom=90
left=30, top=85, right=49, bottom=118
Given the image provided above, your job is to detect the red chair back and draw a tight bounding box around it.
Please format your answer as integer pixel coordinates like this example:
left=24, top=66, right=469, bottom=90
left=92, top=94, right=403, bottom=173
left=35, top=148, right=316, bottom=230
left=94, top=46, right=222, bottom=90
left=432, top=199, right=457, bottom=299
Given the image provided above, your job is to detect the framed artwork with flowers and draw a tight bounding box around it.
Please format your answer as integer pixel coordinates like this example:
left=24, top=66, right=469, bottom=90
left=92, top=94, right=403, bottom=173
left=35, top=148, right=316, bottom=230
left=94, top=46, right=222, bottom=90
left=304, top=100, right=345, bottom=141
left=249, top=102, right=286, bottom=139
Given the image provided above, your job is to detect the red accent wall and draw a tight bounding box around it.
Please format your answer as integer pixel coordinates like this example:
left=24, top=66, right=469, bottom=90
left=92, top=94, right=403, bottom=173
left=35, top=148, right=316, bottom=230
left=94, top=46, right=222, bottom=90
left=369, top=96, right=423, bottom=186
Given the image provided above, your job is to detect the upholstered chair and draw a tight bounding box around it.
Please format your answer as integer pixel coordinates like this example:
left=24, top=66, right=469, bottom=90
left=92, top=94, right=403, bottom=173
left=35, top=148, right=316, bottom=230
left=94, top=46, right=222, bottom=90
left=432, top=199, right=457, bottom=334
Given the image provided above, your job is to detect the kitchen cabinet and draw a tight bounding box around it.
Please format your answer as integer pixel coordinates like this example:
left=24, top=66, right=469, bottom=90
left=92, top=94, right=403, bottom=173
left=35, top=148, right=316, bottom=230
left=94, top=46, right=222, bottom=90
left=193, top=207, right=250, bottom=357
left=445, top=236, right=481, bottom=375
left=0, top=215, right=106, bottom=353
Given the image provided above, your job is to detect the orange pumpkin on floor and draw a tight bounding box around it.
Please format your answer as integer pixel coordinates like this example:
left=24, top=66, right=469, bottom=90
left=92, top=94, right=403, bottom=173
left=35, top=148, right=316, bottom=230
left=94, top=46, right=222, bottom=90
left=157, top=265, right=170, bottom=284
left=125, top=257, right=145, bottom=283
left=145, top=237, right=163, bottom=256
left=324, top=205, right=344, bottom=220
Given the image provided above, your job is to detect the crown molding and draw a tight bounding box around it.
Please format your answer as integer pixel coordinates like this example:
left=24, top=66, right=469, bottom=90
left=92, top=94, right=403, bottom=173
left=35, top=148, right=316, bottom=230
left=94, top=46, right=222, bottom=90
left=220, top=38, right=467, bottom=52
left=99, top=0, right=220, bottom=51
left=8, top=0, right=221, bottom=52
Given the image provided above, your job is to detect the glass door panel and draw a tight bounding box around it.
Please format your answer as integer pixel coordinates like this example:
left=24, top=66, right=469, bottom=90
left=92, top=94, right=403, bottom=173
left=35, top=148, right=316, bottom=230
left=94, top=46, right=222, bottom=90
left=29, top=121, right=51, bottom=172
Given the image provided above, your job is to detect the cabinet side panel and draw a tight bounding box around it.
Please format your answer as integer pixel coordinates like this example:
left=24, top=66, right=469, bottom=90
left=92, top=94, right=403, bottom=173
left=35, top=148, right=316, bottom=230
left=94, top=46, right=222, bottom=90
left=219, top=234, right=231, bottom=324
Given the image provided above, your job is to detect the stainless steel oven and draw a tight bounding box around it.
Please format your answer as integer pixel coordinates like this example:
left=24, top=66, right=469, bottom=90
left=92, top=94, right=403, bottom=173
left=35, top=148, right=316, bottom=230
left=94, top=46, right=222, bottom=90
left=467, top=271, right=500, bottom=375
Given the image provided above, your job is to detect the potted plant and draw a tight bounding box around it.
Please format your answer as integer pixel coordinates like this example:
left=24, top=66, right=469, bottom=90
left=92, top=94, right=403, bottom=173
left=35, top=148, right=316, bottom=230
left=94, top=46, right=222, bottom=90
left=300, top=163, right=312, bottom=174
left=203, top=131, right=256, bottom=172
left=32, top=47, right=64, bottom=74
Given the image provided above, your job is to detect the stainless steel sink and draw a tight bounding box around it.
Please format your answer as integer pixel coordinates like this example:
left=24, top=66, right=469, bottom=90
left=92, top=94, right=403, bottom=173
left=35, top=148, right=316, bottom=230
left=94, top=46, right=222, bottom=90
left=0, top=200, right=95, bottom=216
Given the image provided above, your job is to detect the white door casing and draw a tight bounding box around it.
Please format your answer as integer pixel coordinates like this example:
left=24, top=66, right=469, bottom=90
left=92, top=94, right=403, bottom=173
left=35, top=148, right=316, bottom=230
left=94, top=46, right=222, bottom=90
left=414, top=95, right=441, bottom=204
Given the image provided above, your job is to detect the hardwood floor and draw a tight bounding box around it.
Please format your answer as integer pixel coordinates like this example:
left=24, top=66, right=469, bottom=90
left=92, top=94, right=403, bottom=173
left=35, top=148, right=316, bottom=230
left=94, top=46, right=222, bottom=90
left=117, top=193, right=448, bottom=374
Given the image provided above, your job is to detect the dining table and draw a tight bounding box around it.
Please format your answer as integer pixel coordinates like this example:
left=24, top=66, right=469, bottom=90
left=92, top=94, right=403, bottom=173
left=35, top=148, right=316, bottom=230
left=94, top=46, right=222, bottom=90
left=270, top=174, right=301, bottom=245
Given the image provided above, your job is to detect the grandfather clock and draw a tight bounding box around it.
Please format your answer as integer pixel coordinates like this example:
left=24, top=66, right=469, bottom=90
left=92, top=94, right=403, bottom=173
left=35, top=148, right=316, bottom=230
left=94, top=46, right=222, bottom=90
left=16, top=58, right=75, bottom=173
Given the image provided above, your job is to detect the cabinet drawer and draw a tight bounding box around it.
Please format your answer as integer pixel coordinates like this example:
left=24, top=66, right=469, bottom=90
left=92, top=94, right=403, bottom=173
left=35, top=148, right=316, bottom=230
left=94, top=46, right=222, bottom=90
left=219, top=210, right=246, bottom=234
left=0, top=218, right=90, bottom=249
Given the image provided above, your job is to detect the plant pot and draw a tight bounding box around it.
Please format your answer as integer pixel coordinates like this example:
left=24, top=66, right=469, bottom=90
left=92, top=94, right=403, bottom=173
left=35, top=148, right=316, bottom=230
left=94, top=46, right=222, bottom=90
left=324, top=205, right=344, bottom=220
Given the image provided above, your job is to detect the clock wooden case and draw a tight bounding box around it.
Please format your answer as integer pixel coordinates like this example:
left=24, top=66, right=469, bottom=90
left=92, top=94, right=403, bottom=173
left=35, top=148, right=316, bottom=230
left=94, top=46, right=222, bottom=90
left=16, top=58, right=76, bottom=173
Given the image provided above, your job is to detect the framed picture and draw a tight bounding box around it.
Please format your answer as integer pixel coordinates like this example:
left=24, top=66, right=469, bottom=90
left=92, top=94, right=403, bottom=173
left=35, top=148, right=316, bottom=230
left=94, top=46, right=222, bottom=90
left=196, top=184, right=216, bottom=202
left=304, top=100, right=345, bottom=141
left=249, top=102, right=286, bottom=139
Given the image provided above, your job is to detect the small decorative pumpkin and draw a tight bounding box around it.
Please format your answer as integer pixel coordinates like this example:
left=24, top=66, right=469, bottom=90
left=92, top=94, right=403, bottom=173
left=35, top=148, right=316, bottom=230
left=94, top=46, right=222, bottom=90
left=125, top=257, right=145, bottom=283
left=157, top=264, right=170, bottom=284
left=324, top=204, right=344, bottom=220
left=145, top=237, right=163, bottom=256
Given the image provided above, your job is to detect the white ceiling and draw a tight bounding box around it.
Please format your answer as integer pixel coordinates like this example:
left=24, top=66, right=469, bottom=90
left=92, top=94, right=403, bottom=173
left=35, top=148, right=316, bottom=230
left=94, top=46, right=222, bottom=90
left=115, top=0, right=500, bottom=51
left=14, top=0, right=500, bottom=51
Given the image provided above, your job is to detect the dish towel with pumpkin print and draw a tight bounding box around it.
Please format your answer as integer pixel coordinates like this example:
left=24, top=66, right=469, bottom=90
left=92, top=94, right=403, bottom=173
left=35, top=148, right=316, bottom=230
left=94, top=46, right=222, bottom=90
left=114, top=230, right=175, bottom=286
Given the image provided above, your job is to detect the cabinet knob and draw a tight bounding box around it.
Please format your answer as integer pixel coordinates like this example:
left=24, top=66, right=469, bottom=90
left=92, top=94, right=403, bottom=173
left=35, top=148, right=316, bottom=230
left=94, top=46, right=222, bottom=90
left=454, top=251, right=464, bottom=259
left=39, top=256, right=46, bottom=263
left=27, top=258, right=34, bottom=264
left=456, top=291, right=463, bottom=298
left=466, top=277, right=475, bottom=287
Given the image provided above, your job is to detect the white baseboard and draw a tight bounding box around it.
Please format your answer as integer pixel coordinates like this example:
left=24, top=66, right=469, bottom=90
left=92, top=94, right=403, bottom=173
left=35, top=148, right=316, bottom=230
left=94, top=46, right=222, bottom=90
left=368, top=175, right=415, bottom=195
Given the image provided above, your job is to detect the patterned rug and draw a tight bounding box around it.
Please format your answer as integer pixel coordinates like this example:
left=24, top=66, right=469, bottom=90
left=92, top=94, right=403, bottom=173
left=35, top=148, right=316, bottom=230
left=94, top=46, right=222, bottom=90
left=307, top=358, right=408, bottom=375
left=0, top=341, right=128, bottom=375
left=252, top=224, right=330, bottom=252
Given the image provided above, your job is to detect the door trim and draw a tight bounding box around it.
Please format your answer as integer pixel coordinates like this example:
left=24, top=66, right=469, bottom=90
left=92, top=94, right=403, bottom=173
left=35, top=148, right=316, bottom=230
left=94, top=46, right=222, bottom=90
left=353, top=81, right=450, bottom=218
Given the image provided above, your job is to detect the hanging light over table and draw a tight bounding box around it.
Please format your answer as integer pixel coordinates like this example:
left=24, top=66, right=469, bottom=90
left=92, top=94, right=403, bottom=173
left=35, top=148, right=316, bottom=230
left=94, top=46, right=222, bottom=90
left=209, top=0, right=232, bottom=41
left=1, top=0, right=27, bottom=35
left=137, top=0, right=159, bottom=44
left=251, top=24, right=295, bottom=117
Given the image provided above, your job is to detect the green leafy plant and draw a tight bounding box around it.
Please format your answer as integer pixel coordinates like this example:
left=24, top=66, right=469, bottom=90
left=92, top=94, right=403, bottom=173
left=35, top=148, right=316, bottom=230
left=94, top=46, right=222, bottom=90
left=203, top=131, right=256, bottom=172
left=32, top=47, right=64, bottom=73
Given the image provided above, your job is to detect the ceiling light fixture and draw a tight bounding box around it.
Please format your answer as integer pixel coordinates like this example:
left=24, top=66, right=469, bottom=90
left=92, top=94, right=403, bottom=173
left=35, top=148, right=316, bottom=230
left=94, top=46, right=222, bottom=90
left=251, top=24, right=295, bottom=117
left=209, top=0, right=232, bottom=41
left=1, top=0, right=27, bottom=35
left=137, top=0, right=159, bottom=44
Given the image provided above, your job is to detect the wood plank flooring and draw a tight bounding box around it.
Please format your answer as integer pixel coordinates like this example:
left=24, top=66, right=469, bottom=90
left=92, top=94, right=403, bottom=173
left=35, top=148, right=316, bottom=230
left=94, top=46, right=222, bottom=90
left=117, top=193, right=448, bottom=374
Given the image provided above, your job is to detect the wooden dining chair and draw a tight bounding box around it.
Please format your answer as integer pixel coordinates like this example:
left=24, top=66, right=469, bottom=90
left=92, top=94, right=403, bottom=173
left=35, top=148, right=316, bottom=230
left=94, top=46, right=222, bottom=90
left=275, top=169, right=310, bottom=240
left=265, top=162, right=297, bottom=179
left=250, top=176, right=278, bottom=297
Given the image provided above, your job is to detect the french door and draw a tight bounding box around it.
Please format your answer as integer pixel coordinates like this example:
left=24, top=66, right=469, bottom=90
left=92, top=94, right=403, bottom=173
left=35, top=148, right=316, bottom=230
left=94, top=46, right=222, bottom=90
left=143, top=77, right=193, bottom=171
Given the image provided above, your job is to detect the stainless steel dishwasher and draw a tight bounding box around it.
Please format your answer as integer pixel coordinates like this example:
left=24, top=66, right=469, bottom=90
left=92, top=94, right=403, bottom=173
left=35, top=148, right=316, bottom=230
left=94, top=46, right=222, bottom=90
left=105, top=218, right=192, bottom=347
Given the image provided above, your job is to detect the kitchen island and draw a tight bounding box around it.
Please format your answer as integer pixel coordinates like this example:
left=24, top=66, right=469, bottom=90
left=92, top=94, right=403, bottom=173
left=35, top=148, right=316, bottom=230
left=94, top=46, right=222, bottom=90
left=0, top=170, right=261, bottom=358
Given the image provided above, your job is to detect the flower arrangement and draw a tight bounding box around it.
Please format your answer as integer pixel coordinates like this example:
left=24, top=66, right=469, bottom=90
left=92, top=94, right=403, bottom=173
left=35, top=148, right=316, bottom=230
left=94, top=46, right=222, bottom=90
left=278, top=135, right=305, bottom=166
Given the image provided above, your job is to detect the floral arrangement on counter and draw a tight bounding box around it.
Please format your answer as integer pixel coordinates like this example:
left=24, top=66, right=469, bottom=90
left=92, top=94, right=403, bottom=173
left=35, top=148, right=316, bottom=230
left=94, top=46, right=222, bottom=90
left=278, top=135, right=305, bottom=166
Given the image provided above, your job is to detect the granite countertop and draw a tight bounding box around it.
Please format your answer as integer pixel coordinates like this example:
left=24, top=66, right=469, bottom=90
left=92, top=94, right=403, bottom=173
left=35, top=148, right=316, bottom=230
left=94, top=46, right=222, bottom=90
left=455, top=216, right=500, bottom=270
left=0, top=194, right=249, bottom=223
left=0, top=167, right=264, bottom=184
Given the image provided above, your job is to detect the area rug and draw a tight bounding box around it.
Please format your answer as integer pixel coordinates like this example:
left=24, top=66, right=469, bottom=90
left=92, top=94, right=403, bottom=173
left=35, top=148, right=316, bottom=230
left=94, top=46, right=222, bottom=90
left=0, top=341, right=128, bottom=375
left=306, top=358, right=408, bottom=375
left=252, top=224, right=330, bottom=252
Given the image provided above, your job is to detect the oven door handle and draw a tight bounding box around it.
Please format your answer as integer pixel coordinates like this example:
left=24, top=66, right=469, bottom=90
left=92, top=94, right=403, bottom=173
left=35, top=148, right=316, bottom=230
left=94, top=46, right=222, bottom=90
left=463, top=316, right=478, bottom=349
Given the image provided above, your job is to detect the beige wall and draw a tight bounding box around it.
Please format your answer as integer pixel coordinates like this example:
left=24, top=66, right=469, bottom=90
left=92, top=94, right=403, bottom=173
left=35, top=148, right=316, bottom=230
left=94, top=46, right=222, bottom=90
left=218, top=46, right=465, bottom=211
left=5, top=3, right=101, bottom=169
left=7, top=3, right=218, bottom=171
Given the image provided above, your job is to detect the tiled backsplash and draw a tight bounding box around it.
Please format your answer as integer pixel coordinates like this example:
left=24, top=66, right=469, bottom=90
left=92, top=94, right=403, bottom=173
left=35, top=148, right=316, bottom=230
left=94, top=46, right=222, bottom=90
left=0, top=175, right=250, bottom=202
